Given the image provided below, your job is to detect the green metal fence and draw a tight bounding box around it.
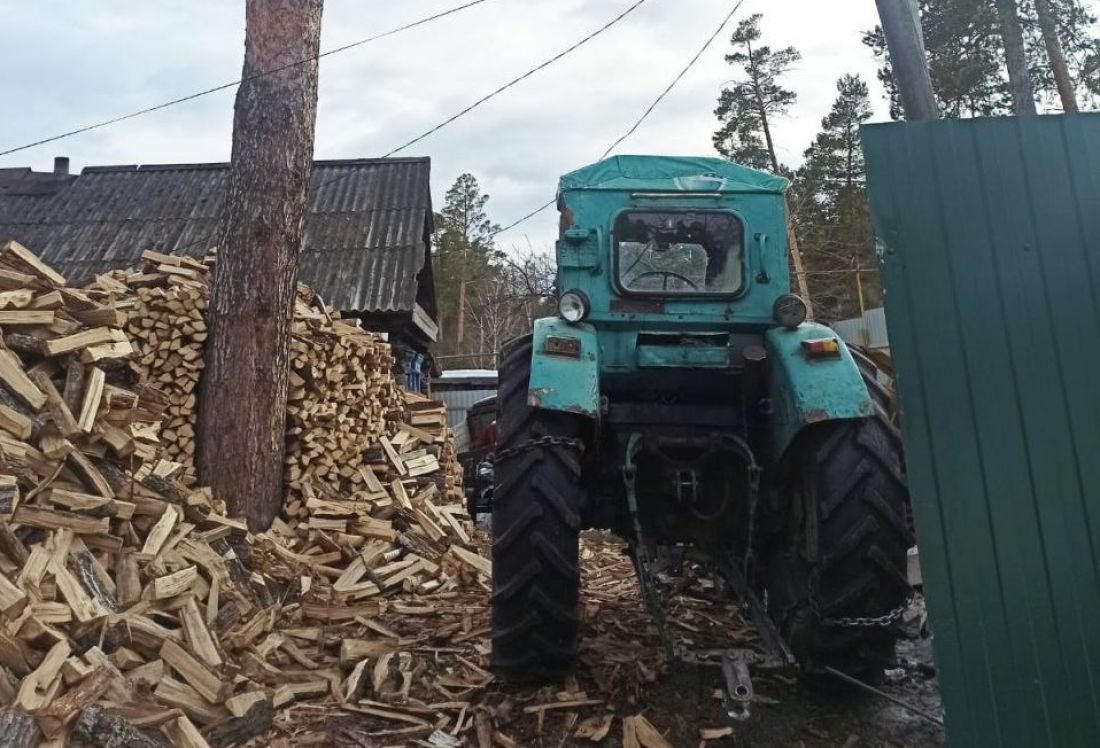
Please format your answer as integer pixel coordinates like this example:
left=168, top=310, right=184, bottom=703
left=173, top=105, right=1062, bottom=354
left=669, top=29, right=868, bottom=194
left=862, top=114, right=1100, bottom=747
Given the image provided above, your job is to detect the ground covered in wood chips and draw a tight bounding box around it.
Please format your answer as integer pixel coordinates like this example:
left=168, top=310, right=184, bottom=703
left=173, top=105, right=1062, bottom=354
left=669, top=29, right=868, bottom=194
left=255, top=532, right=944, bottom=748
left=0, top=241, right=941, bottom=747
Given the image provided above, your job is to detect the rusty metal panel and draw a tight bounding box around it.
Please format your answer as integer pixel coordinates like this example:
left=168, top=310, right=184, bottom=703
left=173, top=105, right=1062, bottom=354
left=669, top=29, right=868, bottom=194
left=863, top=114, right=1100, bottom=747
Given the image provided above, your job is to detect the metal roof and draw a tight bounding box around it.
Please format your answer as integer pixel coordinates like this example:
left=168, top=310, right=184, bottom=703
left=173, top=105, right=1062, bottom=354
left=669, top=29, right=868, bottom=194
left=0, top=157, right=434, bottom=314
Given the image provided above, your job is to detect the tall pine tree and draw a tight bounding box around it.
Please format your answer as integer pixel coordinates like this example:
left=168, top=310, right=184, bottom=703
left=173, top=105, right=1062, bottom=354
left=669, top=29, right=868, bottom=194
left=793, top=75, right=880, bottom=323
left=1024, top=0, right=1098, bottom=109
left=713, top=14, right=800, bottom=172
left=433, top=174, right=502, bottom=359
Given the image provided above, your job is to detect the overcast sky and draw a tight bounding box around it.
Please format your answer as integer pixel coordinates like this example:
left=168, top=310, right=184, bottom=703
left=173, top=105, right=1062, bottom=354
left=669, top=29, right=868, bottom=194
left=1, top=0, right=889, bottom=250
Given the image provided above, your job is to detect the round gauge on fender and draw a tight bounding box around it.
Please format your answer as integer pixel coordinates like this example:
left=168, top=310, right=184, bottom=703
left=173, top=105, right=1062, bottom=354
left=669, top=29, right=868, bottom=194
left=773, top=294, right=808, bottom=329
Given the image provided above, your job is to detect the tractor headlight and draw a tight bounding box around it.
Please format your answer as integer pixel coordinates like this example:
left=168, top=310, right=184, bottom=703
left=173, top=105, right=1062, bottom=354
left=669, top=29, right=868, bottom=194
left=773, top=294, right=808, bottom=329
left=558, top=290, right=590, bottom=323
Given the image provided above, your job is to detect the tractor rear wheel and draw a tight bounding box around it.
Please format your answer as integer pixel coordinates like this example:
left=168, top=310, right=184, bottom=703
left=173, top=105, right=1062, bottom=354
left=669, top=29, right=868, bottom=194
left=766, top=416, right=913, bottom=681
left=490, top=335, right=586, bottom=682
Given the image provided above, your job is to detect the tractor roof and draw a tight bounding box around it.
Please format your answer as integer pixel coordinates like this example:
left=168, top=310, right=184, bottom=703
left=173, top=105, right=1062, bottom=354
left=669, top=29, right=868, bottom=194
left=558, top=155, right=788, bottom=195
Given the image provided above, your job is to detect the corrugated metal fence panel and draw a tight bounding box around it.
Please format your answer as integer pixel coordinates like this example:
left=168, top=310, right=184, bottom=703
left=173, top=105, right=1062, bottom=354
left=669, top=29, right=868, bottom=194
left=832, top=307, right=890, bottom=350
left=861, top=307, right=889, bottom=349
left=435, top=388, right=497, bottom=428
left=862, top=114, right=1100, bottom=748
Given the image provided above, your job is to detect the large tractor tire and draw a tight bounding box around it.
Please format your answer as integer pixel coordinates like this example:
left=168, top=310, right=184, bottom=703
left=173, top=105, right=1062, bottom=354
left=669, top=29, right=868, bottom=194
left=766, top=416, right=913, bottom=681
left=490, top=335, right=586, bottom=682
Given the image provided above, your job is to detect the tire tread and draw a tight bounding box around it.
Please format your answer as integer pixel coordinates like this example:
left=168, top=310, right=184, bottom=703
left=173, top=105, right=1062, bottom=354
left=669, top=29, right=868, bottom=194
left=491, top=336, right=585, bottom=682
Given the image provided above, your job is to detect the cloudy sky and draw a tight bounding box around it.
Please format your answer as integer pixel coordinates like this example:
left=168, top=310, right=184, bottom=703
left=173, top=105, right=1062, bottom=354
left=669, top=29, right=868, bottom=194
left=1, top=0, right=889, bottom=250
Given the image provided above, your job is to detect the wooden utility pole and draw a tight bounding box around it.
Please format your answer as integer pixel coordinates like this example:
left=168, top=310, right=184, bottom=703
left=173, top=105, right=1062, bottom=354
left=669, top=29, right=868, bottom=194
left=197, top=0, right=323, bottom=531
left=995, top=0, right=1038, bottom=115
left=1033, top=0, right=1079, bottom=112
left=874, top=0, right=940, bottom=120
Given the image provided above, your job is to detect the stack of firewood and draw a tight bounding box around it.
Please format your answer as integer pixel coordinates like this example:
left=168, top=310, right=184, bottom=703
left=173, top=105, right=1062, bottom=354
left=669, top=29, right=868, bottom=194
left=402, top=390, right=465, bottom=504
left=0, top=240, right=488, bottom=746
left=0, top=241, right=273, bottom=744
left=107, top=251, right=210, bottom=479
left=284, top=292, right=401, bottom=506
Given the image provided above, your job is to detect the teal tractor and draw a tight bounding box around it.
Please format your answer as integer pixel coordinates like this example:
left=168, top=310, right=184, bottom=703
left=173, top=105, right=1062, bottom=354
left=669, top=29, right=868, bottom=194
left=491, top=156, right=912, bottom=685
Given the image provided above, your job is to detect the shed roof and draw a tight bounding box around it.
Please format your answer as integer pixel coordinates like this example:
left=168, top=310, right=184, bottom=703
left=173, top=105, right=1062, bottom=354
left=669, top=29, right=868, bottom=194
left=559, top=155, right=788, bottom=194
left=0, top=157, right=435, bottom=315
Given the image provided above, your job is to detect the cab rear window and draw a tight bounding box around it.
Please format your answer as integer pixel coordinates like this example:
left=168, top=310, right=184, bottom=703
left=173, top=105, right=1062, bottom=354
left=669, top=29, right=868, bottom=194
left=614, top=210, right=744, bottom=295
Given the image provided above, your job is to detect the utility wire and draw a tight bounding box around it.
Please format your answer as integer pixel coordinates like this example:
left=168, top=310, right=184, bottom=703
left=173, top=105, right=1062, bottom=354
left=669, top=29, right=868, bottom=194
left=164, top=0, right=652, bottom=258
left=492, top=0, right=746, bottom=239
left=596, top=0, right=745, bottom=159
left=0, top=0, right=492, bottom=158
left=381, top=0, right=650, bottom=159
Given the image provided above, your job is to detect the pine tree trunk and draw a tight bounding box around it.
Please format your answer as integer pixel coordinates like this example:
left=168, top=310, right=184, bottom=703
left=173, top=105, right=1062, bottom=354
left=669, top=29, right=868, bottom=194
left=785, top=209, right=814, bottom=317
left=995, top=0, right=1038, bottom=115
left=456, top=272, right=467, bottom=346
left=760, top=114, right=780, bottom=174
left=746, top=40, right=781, bottom=174
left=197, top=0, right=323, bottom=531
left=1033, top=0, right=1079, bottom=112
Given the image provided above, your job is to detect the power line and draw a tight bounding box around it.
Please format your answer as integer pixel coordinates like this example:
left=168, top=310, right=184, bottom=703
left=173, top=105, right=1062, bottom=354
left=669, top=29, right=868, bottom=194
left=298, top=0, right=651, bottom=208
left=491, top=199, right=557, bottom=238
left=168, top=0, right=653, bottom=259
left=492, top=0, right=746, bottom=239
left=597, top=0, right=745, bottom=159
left=0, top=0, right=492, bottom=158
left=381, top=0, right=650, bottom=159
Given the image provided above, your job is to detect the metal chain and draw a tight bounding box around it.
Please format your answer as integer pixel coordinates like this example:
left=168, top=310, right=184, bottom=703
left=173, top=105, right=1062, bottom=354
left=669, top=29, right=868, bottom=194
left=491, top=435, right=585, bottom=464
left=809, top=567, right=913, bottom=628
left=741, top=465, right=762, bottom=579
left=821, top=598, right=913, bottom=628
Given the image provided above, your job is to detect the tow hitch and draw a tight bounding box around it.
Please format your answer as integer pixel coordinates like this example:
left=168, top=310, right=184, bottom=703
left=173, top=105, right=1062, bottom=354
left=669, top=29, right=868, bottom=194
left=623, top=431, right=796, bottom=721
left=676, top=648, right=780, bottom=721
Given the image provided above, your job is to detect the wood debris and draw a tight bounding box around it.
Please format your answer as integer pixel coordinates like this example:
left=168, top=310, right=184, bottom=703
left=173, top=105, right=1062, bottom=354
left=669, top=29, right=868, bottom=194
left=0, top=244, right=484, bottom=746
left=623, top=714, right=676, bottom=748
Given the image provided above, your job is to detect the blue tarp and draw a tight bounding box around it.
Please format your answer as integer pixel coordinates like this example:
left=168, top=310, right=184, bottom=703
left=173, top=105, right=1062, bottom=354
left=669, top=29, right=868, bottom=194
left=559, top=155, right=788, bottom=194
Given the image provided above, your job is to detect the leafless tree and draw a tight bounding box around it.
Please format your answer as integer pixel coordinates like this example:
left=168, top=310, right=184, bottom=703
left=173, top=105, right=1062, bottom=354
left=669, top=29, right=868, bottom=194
left=502, top=247, right=557, bottom=327
left=461, top=247, right=557, bottom=368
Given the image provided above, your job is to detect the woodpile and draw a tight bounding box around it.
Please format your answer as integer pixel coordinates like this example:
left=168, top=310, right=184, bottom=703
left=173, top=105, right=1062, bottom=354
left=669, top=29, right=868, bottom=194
left=283, top=291, right=400, bottom=505
left=403, top=390, right=465, bottom=506
left=0, top=241, right=485, bottom=746
left=113, top=251, right=210, bottom=480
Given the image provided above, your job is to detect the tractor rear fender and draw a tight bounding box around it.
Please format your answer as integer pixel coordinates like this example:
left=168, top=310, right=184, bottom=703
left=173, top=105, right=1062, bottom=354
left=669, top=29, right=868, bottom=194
left=765, top=323, right=875, bottom=456
left=527, top=317, right=600, bottom=420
